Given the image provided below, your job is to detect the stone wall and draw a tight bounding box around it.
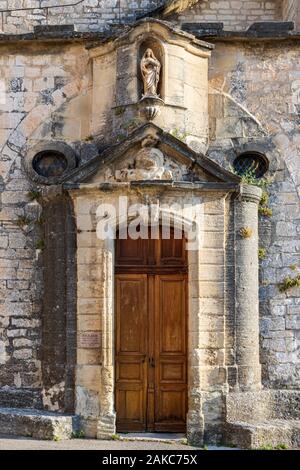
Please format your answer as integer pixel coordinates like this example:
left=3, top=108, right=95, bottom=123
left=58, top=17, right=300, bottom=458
left=0, top=0, right=164, bottom=34
left=0, top=20, right=211, bottom=414
left=42, top=194, right=77, bottom=413
left=0, top=41, right=91, bottom=409
left=207, top=40, right=300, bottom=388
left=0, top=1, right=290, bottom=35
left=0, top=12, right=299, bottom=430
left=179, top=1, right=283, bottom=31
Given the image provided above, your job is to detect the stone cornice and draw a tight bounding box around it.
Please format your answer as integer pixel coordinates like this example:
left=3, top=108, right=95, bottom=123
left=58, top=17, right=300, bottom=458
left=88, top=18, right=213, bottom=59
left=182, top=22, right=300, bottom=42
left=0, top=21, right=299, bottom=46
left=63, top=181, right=239, bottom=194
left=60, top=123, right=241, bottom=186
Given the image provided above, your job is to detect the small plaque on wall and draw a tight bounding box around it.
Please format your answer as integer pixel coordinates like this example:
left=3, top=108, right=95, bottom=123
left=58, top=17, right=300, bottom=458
left=78, top=332, right=101, bottom=349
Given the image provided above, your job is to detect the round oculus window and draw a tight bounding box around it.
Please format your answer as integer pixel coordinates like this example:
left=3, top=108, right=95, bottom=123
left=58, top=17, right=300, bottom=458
left=233, top=152, right=268, bottom=179
left=32, top=151, right=68, bottom=178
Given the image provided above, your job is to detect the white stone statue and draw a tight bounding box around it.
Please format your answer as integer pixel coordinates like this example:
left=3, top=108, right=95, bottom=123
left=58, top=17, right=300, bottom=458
left=140, top=48, right=161, bottom=97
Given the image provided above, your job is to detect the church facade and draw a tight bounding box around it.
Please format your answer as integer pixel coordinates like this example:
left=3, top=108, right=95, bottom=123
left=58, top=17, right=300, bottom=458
left=0, top=1, right=300, bottom=448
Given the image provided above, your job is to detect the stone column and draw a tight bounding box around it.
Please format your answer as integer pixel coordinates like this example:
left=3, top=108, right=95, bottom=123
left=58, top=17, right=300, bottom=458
left=235, top=185, right=262, bottom=391
left=97, top=236, right=116, bottom=439
left=187, top=245, right=205, bottom=446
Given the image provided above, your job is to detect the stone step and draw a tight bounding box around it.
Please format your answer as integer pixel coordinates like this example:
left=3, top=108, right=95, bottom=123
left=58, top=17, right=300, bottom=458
left=0, top=408, right=79, bottom=440
left=119, top=432, right=186, bottom=443
left=226, top=419, right=300, bottom=449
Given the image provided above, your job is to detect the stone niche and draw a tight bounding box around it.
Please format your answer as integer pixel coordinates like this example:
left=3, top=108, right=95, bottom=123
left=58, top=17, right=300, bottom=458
left=90, top=19, right=213, bottom=154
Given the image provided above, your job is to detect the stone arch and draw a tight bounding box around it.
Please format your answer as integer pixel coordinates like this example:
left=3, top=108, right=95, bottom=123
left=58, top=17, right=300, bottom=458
left=93, top=203, right=203, bottom=443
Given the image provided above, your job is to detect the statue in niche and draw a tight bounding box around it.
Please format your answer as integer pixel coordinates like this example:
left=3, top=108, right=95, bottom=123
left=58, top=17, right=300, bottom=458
left=141, top=48, right=161, bottom=97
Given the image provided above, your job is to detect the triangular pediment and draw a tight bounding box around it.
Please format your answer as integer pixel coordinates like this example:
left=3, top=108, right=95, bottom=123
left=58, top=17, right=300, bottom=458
left=63, top=124, right=240, bottom=187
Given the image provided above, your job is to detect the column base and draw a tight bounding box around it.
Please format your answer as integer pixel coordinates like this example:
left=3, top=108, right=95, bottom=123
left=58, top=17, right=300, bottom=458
left=237, top=365, right=262, bottom=391
left=97, top=412, right=116, bottom=439
left=186, top=410, right=204, bottom=446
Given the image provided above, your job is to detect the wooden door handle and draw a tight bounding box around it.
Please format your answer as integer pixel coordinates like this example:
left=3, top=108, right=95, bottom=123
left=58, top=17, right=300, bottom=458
left=149, top=357, right=155, bottom=368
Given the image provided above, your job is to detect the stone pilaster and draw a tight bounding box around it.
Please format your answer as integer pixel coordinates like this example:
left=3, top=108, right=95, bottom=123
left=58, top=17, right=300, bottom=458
left=97, top=237, right=116, bottom=439
left=235, top=185, right=262, bottom=391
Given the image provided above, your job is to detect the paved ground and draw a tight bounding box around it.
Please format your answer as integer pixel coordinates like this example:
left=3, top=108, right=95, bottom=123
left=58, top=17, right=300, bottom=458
left=0, top=434, right=235, bottom=450
left=0, top=437, right=199, bottom=451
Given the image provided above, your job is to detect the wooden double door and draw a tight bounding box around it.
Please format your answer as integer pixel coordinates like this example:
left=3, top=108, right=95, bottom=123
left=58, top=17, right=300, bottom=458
left=115, top=230, right=188, bottom=432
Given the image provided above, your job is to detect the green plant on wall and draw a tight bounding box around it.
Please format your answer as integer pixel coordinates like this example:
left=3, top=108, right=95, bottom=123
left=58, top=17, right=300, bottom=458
left=258, top=443, right=288, bottom=450
left=170, top=128, right=188, bottom=143
left=122, top=118, right=143, bottom=133
left=115, top=132, right=127, bottom=143
left=36, top=239, right=45, bottom=251
left=71, top=430, right=85, bottom=439
left=260, top=191, right=269, bottom=206
left=258, top=248, right=267, bottom=260
left=231, top=167, right=273, bottom=218
left=114, top=106, right=125, bottom=116
left=231, top=167, right=269, bottom=189
left=259, top=206, right=273, bottom=217
left=16, top=216, right=31, bottom=228
left=259, top=189, right=272, bottom=218
left=278, top=275, right=300, bottom=293
left=27, top=190, right=42, bottom=202
left=35, top=216, right=45, bottom=227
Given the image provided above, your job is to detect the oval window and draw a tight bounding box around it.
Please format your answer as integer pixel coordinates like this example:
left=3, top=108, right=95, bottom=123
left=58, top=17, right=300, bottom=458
left=32, top=151, right=68, bottom=178
left=233, top=152, right=268, bottom=178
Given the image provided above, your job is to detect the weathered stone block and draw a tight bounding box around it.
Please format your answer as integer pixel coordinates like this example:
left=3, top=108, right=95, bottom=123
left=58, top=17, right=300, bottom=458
left=0, top=408, right=79, bottom=440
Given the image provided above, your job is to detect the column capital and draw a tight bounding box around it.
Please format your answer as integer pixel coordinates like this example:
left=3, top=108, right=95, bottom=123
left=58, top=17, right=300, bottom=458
left=239, top=184, right=262, bottom=204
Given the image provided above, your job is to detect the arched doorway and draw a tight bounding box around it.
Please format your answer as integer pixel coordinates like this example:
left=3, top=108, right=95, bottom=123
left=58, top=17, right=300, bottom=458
left=115, top=227, right=188, bottom=432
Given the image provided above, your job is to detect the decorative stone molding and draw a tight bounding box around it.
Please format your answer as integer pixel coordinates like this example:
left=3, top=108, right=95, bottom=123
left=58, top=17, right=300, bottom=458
left=239, top=184, right=262, bottom=204
left=24, top=142, right=77, bottom=185
left=90, top=19, right=212, bottom=149
left=60, top=124, right=258, bottom=441
left=106, top=145, right=173, bottom=182
left=89, top=19, right=213, bottom=59
left=139, top=95, right=165, bottom=121
left=69, top=191, right=212, bottom=442
left=232, top=140, right=280, bottom=176
left=162, top=0, right=200, bottom=16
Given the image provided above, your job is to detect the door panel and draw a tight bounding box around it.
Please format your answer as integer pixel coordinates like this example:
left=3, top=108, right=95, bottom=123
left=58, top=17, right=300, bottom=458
left=156, top=389, right=186, bottom=430
left=116, top=236, right=148, bottom=266
left=159, top=235, right=187, bottom=267
left=115, top=235, right=187, bottom=433
left=115, top=274, right=147, bottom=431
left=159, top=277, right=186, bottom=354
left=154, top=275, right=187, bottom=432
